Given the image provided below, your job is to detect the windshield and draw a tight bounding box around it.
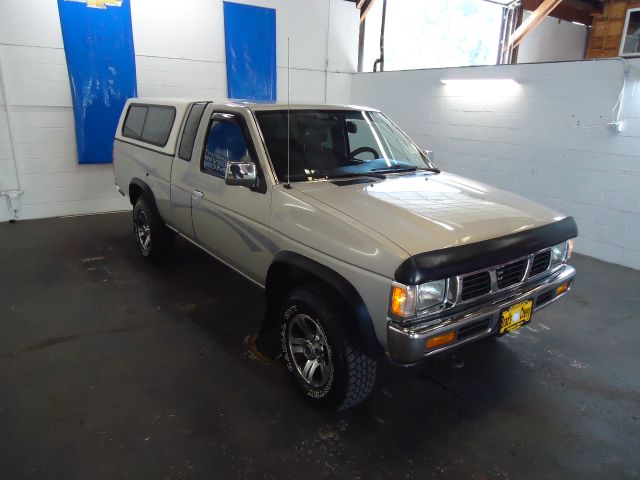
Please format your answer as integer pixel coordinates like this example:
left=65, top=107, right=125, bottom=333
left=255, top=110, right=434, bottom=182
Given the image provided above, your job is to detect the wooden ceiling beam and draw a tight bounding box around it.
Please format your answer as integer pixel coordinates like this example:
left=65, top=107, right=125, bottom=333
left=358, top=0, right=376, bottom=23
left=508, top=0, right=564, bottom=48
left=523, top=0, right=599, bottom=24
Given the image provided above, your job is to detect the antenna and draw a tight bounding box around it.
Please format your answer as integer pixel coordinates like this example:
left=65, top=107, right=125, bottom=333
left=285, top=37, right=291, bottom=189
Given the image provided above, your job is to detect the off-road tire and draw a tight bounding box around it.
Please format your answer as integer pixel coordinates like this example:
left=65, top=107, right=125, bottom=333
left=280, top=284, right=377, bottom=411
left=133, top=196, right=174, bottom=264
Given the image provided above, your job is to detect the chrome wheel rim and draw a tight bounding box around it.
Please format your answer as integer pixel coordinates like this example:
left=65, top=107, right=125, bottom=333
left=288, top=314, right=331, bottom=388
left=135, top=210, right=151, bottom=252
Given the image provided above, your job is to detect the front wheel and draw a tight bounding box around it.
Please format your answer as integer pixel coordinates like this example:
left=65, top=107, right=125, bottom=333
left=280, top=285, right=377, bottom=411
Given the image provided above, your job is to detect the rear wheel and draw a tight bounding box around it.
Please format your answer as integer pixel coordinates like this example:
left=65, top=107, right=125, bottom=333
left=133, top=196, right=174, bottom=263
left=280, top=285, right=377, bottom=411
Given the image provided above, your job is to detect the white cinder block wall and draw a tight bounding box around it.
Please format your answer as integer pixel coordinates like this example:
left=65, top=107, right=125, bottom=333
left=0, top=0, right=359, bottom=223
left=351, top=59, right=640, bottom=270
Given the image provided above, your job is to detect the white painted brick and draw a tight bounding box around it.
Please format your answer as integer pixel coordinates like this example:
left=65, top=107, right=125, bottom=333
left=326, top=72, right=352, bottom=105
left=11, top=106, right=74, bottom=124
left=277, top=68, right=326, bottom=103
left=604, top=226, right=640, bottom=249
left=19, top=197, right=130, bottom=221
left=22, top=169, right=116, bottom=189
left=14, top=142, right=76, bottom=160
left=22, top=183, right=121, bottom=206
left=577, top=220, right=608, bottom=243
left=0, top=205, right=12, bottom=223
left=600, top=190, right=640, bottom=213
left=12, top=126, right=75, bottom=145
left=18, top=157, right=79, bottom=175
left=621, top=248, right=640, bottom=270
left=136, top=84, right=224, bottom=99
left=0, top=46, right=66, bottom=66
left=7, top=61, right=68, bottom=83
left=0, top=159, right=18, bottom=190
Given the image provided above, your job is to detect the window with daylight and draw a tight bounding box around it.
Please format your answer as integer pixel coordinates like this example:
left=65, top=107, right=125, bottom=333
left=361, top=0, right=504, bottom=71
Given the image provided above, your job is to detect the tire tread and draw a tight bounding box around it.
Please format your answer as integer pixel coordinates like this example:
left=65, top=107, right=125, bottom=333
left=307, top=285, right=377, bottom=411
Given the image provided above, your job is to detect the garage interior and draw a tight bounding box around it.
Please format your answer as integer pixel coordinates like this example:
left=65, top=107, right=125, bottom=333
left=1, top=0, right=639, bottom=479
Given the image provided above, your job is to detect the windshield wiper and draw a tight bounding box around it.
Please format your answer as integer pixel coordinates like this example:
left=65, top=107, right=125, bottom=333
left=309, top=170, right=386, bottom=180
left=371, top=165, right=440, bottom=174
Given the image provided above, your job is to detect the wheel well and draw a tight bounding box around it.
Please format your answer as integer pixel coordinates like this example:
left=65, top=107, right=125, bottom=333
left=129, top=183, right=143, bottom=206
left=265, top=262, right=317, bottom=310
left=259, top=253, right=384, bottom=359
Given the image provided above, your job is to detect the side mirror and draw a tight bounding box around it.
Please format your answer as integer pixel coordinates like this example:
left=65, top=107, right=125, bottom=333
left=423, top=149, right=435, bottom=163
left=225, top=161, right=257, bottom=188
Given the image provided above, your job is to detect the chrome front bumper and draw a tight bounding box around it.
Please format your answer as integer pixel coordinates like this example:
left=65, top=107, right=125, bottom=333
left=387, top=264, right=576, bottom=365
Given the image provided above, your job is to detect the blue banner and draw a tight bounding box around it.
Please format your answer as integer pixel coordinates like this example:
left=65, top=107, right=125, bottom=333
left=57, top=0, right=137, bottom=164
left=223, top=2, right=276, bottom=102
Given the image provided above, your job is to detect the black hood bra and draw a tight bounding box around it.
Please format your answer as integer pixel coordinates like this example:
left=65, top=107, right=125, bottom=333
left=394, top=216, right=579, bottom=284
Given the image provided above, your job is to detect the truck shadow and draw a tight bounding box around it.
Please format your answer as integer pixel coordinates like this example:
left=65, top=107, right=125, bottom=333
left=120, top=232, right=530, bottom=463
left=146, top=237, right=522, bottom=398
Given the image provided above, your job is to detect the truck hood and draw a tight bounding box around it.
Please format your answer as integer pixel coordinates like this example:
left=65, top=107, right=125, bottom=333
left=293, top=172, right=566, bottom=256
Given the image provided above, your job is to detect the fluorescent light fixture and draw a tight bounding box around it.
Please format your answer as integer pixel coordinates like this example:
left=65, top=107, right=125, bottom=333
left=441, top=78, right=520, bottom=95
left=572, top=21, right=586, bottom=26
left=441, top=79, right=519, bottom=87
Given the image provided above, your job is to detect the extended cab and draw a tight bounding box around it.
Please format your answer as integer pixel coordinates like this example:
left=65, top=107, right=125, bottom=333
left=114, top=98, right=577, bottom=410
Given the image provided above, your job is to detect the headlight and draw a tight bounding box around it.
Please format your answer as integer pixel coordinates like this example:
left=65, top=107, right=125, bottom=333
left=551, top=241, right=569, bottom=265
left=390, top=279, right=448, bottom=319
left=417, top=280, right=447, bottom=310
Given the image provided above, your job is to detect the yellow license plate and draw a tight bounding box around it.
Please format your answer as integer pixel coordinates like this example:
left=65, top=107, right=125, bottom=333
left=499, top=300, right=533, bottom=334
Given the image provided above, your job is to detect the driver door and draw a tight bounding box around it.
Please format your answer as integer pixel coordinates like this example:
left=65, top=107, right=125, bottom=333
left=189, top=109, right=274, bottom=285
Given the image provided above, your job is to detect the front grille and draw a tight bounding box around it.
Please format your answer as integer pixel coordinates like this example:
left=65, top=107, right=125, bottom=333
left=460, top=271, right=491, bottom=301
left=457, top=246, right=562, bottom=303
left=496, top=259, right=527, bottom=289
left=530, top=250, right=551, bottom=277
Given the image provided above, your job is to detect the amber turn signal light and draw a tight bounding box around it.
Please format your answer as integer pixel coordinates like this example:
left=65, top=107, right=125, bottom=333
left=426, top=331, right=456, bottom=350
left=556, top=282, right=570, bottom=295
left=391, top=286, right=408, bottom=316
left=391, top=285, right=416, bottom=317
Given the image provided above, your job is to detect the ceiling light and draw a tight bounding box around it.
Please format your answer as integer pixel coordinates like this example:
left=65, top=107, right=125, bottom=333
left=440, top=78, right=520, bottom=95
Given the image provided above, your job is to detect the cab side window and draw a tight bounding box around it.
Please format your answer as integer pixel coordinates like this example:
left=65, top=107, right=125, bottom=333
left=178, top=102, right=207, bottom=161
left=202, top=118, right=252, bottom=179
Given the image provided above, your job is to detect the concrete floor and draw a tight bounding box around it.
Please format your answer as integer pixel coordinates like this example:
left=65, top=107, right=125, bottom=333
left=0, top=212, right=638, bottom=480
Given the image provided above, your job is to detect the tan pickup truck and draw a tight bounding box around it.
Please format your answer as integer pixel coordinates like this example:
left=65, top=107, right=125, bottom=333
left=113, top=98, right=577, bottom=410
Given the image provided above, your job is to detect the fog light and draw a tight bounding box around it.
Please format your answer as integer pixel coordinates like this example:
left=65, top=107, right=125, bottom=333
left=426, top=331, right=456, bottom=349
left=556, top=282, right=570, bottom=295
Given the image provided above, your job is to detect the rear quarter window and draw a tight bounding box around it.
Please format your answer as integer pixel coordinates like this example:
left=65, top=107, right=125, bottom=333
left=122, top=104, right=176, bottom=147
left=179, top=103, right=207, bottom=161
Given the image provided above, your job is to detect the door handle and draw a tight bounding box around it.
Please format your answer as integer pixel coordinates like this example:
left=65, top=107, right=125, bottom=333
left=193, top=190, right=204, bottom=198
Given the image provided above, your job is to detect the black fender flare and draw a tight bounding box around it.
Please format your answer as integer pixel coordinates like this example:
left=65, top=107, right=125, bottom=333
left=129, top=178, right=161, bottom=217
left=263, top=251, right=384, bottom=358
